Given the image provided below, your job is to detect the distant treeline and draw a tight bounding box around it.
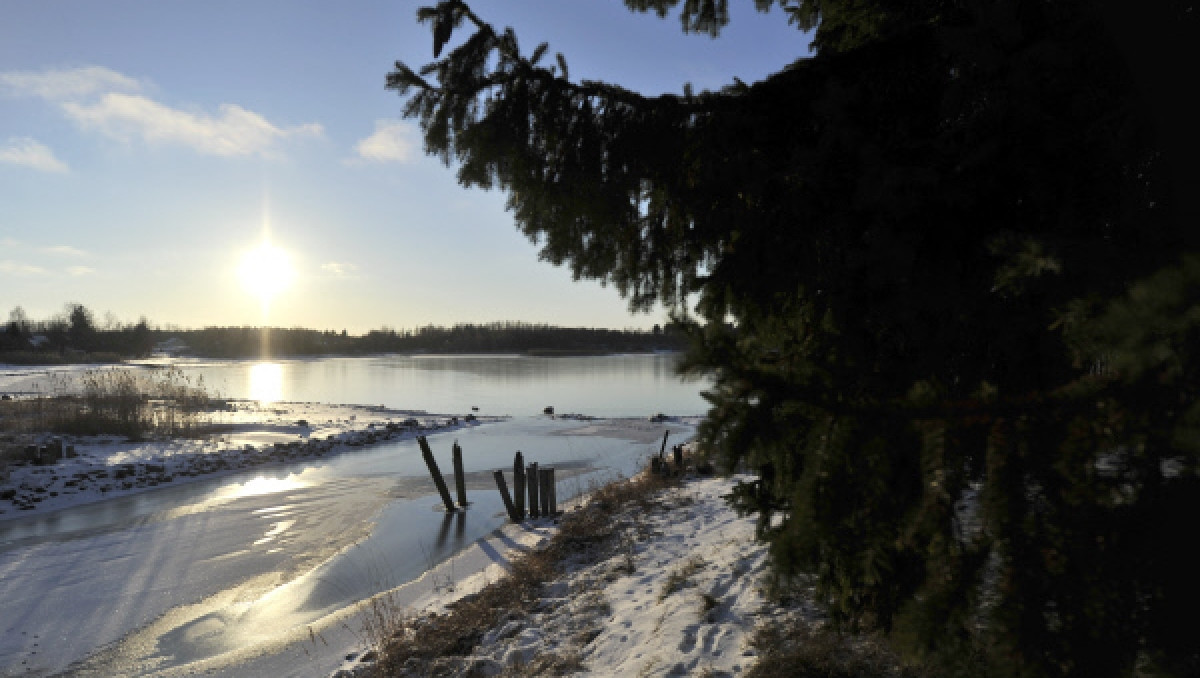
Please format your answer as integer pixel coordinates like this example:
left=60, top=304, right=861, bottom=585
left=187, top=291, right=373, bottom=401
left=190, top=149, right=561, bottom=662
left=185, top=322, right=685, bottom=357
left=2, top=304, right=686, bottom=362
left=1, top=304, right=151, bottom=364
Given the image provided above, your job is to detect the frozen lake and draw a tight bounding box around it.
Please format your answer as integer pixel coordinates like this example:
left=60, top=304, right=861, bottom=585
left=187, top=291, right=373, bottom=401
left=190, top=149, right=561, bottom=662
left=157, top=351, right=707, bottom=418
left=0, top=354, right=708, bottom=675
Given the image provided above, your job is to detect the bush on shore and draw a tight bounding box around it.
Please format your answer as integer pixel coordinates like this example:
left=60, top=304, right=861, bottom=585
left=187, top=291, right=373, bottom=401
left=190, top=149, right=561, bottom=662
left=0, top=367, right=223, bottom=441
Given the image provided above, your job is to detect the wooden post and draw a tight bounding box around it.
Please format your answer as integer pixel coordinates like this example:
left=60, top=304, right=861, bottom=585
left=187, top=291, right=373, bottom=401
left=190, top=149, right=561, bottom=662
left=659, top=430, right=670, bottom=460
left=673, top=444, right=683, bottom=471
left=527, top=462, right=540, bottom=518
left=418, top=436, right=457, bottom=513
left=451, top=440, right=468, bottom=508
left=548, top=467, right=557, bottom=515
left=539, top=468, right=552, bottom=517
left=493, top=470, right=520, bottom=522
left=513, top=451, right=525, bottom=519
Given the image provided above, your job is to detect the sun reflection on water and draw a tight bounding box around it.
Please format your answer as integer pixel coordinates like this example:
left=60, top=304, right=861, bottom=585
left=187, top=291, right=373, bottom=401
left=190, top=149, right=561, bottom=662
left=249, top=362, right=283, bottom=403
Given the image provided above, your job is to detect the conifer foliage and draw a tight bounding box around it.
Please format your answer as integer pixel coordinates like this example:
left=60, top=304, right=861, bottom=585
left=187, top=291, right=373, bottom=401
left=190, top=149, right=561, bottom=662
left=390, top=2, right=1199, bottom=675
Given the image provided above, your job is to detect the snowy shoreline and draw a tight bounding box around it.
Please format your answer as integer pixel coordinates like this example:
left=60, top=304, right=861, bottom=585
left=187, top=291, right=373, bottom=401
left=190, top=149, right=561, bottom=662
left=0, top=399, right=503, bottom=520
left=315, top=468, right=814, bottom=678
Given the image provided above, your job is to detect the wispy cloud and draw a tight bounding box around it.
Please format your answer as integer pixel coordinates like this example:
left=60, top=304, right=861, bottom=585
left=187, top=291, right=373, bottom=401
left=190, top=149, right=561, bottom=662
left=320, top=261, right=359, bottom=277
left=43, top=244, right=88, bottom=257
left=63, top=94, right=322, bottom=157
left=351, top=120, right=418, bottom=164
left=0, top=65, right=141, bottom=100
left=1, top=66, right=322, bottom=158
left=0, top=260, right=47, bottom=276
left=67, top=265, right=95, bottom=276
left=0, top=137, right=69, bottom=173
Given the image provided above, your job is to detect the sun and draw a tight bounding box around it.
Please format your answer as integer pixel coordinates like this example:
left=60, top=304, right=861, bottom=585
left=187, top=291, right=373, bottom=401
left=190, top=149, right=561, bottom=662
left=239, top=241, right=295, bottom=308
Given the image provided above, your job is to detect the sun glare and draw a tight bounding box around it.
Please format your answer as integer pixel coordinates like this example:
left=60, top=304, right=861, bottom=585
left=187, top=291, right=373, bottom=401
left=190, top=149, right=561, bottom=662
left=239, top=241, right=295, bottom=308
left=249, top=361, right=284, bottom=403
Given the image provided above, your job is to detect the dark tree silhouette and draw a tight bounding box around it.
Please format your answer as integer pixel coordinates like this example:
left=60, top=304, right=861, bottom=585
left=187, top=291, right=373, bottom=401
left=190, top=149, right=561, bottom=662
left=389, top=2, right=1199, bottom=676
left=66, top=303, right=97, bottom=351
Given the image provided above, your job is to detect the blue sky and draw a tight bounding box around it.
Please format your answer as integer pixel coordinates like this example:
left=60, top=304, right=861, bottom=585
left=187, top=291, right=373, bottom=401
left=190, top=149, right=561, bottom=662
left=1, top=1, right=808, bottom=333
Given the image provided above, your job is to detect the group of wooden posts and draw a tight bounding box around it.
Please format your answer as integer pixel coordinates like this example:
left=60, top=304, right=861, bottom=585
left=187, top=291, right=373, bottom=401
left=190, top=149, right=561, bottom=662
left=416, top=435, right=559, bottom=522
left=493, top=450, right=558, bottom=523
left=418, top=429, right=679, bottom=525
left=650, top=431, right=684, bottom=475
left=418, top=436, right=472, bottom=513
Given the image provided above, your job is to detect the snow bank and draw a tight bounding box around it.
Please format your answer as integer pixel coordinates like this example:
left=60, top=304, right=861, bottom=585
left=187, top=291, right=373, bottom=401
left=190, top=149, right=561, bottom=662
left=326, top=472, right=811, bottom=677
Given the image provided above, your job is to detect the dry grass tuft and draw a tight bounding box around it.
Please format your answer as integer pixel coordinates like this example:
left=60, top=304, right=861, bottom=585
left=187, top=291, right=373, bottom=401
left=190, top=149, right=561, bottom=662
left=659, top=556, right=706, bottom=602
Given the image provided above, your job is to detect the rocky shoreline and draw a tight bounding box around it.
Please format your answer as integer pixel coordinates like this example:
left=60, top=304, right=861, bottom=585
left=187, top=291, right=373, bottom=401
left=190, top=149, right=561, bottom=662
left=0, top=401, right=501, bottom=518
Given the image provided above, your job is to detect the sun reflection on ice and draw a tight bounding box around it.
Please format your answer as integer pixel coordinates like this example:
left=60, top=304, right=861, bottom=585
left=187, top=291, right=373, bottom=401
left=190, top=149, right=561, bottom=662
left=249, top=362, right=283, bottom=403
left=219, top=474, right=308, bottom=501
left=254, top=519, right=295, bottom=546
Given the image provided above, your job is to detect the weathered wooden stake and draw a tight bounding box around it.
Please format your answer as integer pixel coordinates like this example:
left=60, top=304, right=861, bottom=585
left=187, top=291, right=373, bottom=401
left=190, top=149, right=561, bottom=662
left=539, top=467, right=552, bottom=517
left=527, top=462, right=540, bottom=518
left=548, top=468, right=557, bottom=515
left=493, top=470, right=521, bottom=522
left=451, top=440, right=468, bottom=508
left=659, top=430, right=670, bottom=459
left=513, top=451, right=525, bottom=519
left=673, top=444, right=684, bottom=470
left=418, top=436, right=457, bottom=513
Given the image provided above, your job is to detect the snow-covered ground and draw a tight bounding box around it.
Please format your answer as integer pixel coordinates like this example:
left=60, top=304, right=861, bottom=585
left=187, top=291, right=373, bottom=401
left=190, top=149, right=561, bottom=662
left=0, top=399, right=500, bottom=518
left=314, top=470, right=816, bottom=678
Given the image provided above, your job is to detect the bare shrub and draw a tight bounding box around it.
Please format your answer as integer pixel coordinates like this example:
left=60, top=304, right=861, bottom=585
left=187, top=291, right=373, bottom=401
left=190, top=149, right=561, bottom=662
left=358, top=591, right=409, bottom=663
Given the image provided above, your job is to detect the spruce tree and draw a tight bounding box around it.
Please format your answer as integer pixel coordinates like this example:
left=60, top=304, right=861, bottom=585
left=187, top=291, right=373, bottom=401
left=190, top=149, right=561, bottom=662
left=389, top=2, right=1199, bottom=675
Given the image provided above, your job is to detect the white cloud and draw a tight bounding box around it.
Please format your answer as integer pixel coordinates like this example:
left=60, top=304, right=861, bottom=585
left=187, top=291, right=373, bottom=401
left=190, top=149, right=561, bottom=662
left=67, top=265, right=95, bottom=276
left=351, top=120, right=418, bottom=163
left=0, top=137, right=69, bottom=173
left=43, top=245, right=88, bottom=257
left=320, top=261, right=359, bottom=277
left=1, top=65, right=322, bottom=158
left=63, top=93, right=323, bottom=157
left=0, top=66, right=141, bottom=101
left=0, top=260, right=47, bottom=276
